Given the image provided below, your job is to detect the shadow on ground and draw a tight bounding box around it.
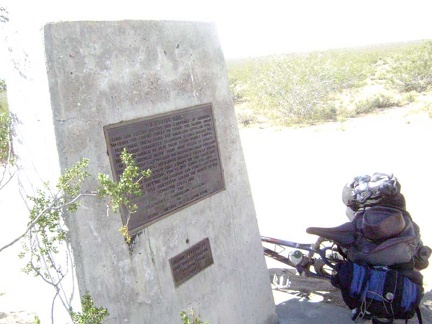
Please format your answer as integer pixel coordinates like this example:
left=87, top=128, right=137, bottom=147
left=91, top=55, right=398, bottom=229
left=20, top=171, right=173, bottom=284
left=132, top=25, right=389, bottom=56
left=270, top=268, right=432, bottom=324
left=275, top=293, right=354, bottom=324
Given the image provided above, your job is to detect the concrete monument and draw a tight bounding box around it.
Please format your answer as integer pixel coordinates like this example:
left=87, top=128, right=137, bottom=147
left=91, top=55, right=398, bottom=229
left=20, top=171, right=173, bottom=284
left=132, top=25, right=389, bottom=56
left=8, top=20, right=277, bottom=323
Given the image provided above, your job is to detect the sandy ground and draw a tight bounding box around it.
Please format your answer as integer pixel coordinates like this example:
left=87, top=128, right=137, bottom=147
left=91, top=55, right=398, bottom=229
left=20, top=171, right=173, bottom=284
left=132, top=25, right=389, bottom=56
left=1, top=104, right=432, bottom=322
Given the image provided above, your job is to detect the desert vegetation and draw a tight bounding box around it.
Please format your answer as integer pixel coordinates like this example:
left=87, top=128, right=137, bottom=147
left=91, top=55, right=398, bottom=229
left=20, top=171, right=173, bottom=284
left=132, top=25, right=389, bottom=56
left=0, top=81, right=11, bottom=165
left=227, top=40, right=432, bottom=127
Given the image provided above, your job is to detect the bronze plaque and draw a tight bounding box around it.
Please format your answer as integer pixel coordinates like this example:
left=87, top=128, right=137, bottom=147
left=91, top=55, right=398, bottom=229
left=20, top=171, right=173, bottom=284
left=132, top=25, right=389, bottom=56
left=103, top=103, right=225, bottom=233
left=170, top=238, right=214, bottom=287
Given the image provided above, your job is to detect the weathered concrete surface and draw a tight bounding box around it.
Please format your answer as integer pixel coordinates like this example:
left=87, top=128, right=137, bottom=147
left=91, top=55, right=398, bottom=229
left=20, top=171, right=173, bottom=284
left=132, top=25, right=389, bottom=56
left=5, top=20, right=276, bottom=323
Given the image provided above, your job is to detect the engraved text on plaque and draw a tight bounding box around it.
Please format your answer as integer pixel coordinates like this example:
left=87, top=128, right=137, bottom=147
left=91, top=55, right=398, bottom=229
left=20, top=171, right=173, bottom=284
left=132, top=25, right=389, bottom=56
left=104, top=104, right=225, bottom=233
left=170, top=238, right=214, bottom=287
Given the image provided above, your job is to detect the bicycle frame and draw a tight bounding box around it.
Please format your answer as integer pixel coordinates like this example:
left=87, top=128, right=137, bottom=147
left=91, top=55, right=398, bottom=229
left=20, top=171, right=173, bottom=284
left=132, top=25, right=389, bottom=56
left=261, top=235, right=337, bottom=279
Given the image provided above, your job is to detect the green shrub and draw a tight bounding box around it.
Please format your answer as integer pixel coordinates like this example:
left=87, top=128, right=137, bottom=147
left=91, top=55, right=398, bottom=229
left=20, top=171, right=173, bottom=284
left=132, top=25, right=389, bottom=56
left=0, top=112, right=11, bottom=163
left=312, top=103, right=338, bottom=122
left=229, top=77, right=245, bottom=104
left=0, top=80, right=6, bottom=92
left=236, top=110, right=258, bottom=127
left=0, top=90, right=11, bottom=165
left=70, top=292, right=109, bottom=324
left=402, top=91, right=418, bottom=104
left=354, top=92, right=400, bottom=115
left=380, top=41, right=432, bottom=92
left=227, top=42, right=431, bottom=126
left=250, top=52, right=373, bottom=124
left=418, top=101, right=432, bottom=118
left=228, top=49, right=381, bottom=125
left=180, top=308, right=209, bottom=324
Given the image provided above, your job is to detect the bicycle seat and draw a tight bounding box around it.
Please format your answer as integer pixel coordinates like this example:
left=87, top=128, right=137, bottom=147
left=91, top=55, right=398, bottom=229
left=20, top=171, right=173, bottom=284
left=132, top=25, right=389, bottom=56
left=306, top=222, right=356, bottom=247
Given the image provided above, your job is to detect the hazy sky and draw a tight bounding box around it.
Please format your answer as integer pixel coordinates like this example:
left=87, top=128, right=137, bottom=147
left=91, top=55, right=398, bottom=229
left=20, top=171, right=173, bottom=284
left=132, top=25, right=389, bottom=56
left=1, top=0, right=432, bottom=61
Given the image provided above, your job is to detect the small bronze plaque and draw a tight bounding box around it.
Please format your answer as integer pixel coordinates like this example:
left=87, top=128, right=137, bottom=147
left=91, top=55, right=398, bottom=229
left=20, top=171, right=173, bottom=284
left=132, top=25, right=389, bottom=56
left=170, top=238, right=214, bottom=287
left=103, top=103, right=225, bottom=233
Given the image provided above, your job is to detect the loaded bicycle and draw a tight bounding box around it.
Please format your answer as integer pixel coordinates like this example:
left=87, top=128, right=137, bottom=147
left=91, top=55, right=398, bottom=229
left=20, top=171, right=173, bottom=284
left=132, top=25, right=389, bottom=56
left=260, top=173, right=430, bottom=323
left=260, top=235, right=340, bottom=280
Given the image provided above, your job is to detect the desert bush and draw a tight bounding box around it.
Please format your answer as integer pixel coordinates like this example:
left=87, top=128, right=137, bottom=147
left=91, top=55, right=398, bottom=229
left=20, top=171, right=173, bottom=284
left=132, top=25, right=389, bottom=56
left=380, top=41, right=432, bottom=92
left=229, top=77, right=245, bottom=104
left=227, top=42, right=431, bottom=126
left=311, top=104, right=339, bottom=122
left=354, top=92, right=401, bottom=115
left=70, top=292, right=109, bottom=324
left=0, top=89, right=12, bottom=165
left=228, top=49, right=381, bottom=125
left=249, top=52, right=374, bottom=124
left=402, top=91, right=418, bottom=104
left=0, top=79, right=6, bottom=92
left=236, top=110, right=258, bottom=127
left=180, top=308, right=209, bottom=324
left=418, top=101, right=432, bottom=118
left=3, top=149, right=151, bottom=321
left=0, top=112, right=11, bottom=164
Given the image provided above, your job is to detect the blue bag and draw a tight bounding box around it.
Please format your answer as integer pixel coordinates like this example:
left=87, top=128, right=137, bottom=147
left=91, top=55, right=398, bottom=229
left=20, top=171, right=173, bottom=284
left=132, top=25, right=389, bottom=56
left=331, top=261, right=424, bottom=323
